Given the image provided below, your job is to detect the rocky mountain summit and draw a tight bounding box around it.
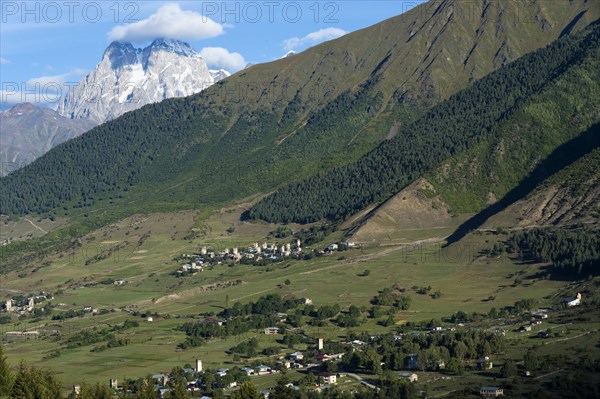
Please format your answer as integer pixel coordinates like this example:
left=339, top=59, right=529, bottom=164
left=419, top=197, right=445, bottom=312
left=58, top=39, right=229, bottom=124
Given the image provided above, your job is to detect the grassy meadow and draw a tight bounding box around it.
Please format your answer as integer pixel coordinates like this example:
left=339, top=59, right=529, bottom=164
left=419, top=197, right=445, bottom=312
left=0, top=206, right=585, bottom=392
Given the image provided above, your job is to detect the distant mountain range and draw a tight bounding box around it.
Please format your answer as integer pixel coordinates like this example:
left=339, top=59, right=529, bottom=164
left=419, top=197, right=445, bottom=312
left=0, top=103, right=95, bottom=176
left=1, top=39, right=231, bottom=175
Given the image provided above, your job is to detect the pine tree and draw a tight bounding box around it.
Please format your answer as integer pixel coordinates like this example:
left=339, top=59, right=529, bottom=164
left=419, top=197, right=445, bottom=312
left=501, top=360, right=517, bottom=378
left=135, top=376, right=158, bottom=399
left=271, top=372, right=294, bottom=399
left=11, top=362, right=33, bottom=399
left=0, top=344, right=13, bottom=397
left=233, top=380, right=259, bottom=399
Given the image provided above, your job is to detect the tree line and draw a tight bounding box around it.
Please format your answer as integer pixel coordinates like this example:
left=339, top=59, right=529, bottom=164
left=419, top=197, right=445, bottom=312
left=507, top=226, right=600, bottom=277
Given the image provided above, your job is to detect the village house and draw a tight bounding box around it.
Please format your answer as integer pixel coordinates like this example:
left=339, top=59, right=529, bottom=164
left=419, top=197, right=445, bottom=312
left=276, top=312, right=288, bottom=322
left=190, top=261, right=203, bottom=270
left=301, top=297, right=313, bottom=305
left=480, top=387, right=504, bottom=397
left=318, top=372, right=337, bottom=385
left=182, top=368, right=195, bottom=375
left=288, top=351, right=304, bottom=361
left=264, top=327, right=280, bottom=335
left=477, top=356, right=493, bottom=370
left=398, top=372, right=418, bottom=383
left=275, top=360, right=291, bottom=369
left=216, top=367, right=229, bottom=377
left=152, top=374, right=168, bottom=386
left=563, top=292, right=582, bottom=307
left=256, top=365, right=272, bottom=375
left=315, top=354, right=330, bottom=362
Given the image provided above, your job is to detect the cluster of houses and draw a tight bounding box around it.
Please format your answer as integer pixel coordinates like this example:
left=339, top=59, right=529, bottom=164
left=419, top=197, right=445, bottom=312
left=66, top=328, right=515, bottom=398
left=2, top=297, right=35, bottom=315
left=324, top=241, right=355, bottom=253
left=82, top=333, right=393, bottom=397
left=85, top=350, right=348, bottom=399
left=175, top=240, right=305, bottom=274
left=173, top=239, right=361, bottom=275
left=515, top=309, right=555, bottom=334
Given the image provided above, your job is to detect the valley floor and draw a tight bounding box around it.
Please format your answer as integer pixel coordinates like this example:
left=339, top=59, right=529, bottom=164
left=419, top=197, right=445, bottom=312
left=1, top=207, right=598, bottom=397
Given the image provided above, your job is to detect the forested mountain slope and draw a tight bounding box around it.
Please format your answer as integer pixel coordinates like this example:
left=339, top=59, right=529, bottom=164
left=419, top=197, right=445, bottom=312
left=1, top=0, right=596, bottom=221
left=247, top=21, right=600, bottom=223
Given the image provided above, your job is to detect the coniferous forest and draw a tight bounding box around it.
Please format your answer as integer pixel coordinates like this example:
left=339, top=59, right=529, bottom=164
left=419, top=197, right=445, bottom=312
left=507, top=227, right=600, bottom=277
left=247, top=23, right=600, bottom=224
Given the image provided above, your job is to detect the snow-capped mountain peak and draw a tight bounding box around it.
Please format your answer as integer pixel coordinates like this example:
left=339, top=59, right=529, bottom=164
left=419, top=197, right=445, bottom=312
left=58, top=40, right=229, bottom=124
left=146, top=38, right=198, bottom=57
left=209, top=69, right=231, bottom=83
left=281, top=50, right=298, bottom=58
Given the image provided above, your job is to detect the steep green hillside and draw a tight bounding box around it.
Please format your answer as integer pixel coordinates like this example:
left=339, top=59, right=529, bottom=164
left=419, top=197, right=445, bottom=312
left=1, top=0, right=596, bottom=222
left=429, top=67, right=600, bottom=214
left=248, top=21, right=600, bottom=223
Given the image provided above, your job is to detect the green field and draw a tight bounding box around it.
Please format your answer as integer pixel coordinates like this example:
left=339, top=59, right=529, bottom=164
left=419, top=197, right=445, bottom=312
left=1, top=206, right=580, bottom=394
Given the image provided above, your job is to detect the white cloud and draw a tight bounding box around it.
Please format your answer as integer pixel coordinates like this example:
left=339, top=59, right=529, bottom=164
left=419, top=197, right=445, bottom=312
left=108, top=3, right=224, bottom=42
left=199, top=47, right=246, bottom=72
left=26, top=69, right=87, bottom=87
left=0, top=57, right=9, bottom=65
left=0, top=69, right=87, bottom=106
left=0, top=90, right=22, bottom=105
left=283, top=27, right=348, bottom=51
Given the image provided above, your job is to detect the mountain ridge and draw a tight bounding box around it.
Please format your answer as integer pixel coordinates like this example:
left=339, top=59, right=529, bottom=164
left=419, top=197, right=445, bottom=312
left=1, top=0, right=597, bottom=234
left=247, top=21, right=600, bottom=225
left=0, top=103, right=95, bottom=176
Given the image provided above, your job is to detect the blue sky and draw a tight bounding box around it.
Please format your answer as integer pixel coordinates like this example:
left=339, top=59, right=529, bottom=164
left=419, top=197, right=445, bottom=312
left=1, top=1, right=425, bottom=109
